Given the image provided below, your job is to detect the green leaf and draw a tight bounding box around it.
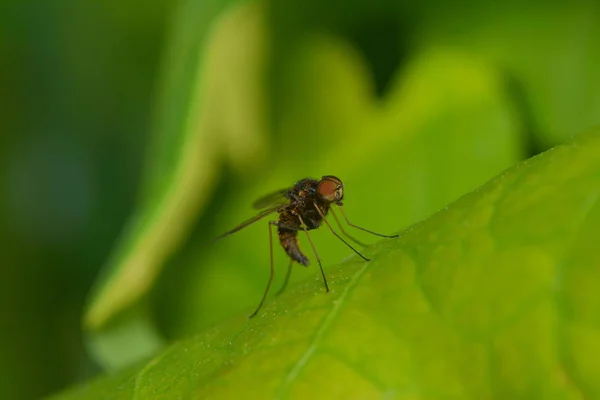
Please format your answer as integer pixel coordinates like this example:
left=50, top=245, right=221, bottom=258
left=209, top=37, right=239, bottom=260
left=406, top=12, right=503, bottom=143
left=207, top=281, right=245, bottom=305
left=269, top=1, right=600, bottom=148
left=419, top=2, right=600, bottom=148
left=169, top=39, right=522, bottom=335
left=52, top=131, right=600, bottom=399
left=83, top=0, right=269, bottom=368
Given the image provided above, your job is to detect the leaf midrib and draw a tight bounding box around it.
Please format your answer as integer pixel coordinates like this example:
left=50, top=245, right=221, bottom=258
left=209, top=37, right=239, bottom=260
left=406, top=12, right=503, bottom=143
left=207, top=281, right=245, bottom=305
left=276, top=259, right=372, bottom=397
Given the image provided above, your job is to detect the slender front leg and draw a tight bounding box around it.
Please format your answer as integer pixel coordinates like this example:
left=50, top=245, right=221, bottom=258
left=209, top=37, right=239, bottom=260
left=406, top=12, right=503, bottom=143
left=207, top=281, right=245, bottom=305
left=249, top=220, right=278, bottom=318
left=297, top=214, right=329, bottom=292
left=328, top=207, right=367, bottom=247
left=337, top=206, right=399, bottom=238
left=313, top=202, right=370, bottom=262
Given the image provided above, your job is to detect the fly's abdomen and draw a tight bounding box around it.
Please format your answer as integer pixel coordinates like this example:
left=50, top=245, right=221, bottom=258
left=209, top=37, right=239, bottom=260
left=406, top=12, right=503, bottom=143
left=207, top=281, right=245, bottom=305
left=278, top=229, right=309, bottom=266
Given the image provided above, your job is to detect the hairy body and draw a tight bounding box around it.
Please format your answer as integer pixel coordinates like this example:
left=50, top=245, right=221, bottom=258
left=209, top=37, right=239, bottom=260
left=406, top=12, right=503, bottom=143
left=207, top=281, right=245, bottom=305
left=276, top=178, right=331, bottom=266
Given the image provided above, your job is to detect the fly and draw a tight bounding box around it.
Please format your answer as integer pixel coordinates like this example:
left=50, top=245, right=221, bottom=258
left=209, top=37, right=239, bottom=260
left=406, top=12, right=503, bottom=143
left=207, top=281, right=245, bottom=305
left=212, top=175, right=398, bottom=317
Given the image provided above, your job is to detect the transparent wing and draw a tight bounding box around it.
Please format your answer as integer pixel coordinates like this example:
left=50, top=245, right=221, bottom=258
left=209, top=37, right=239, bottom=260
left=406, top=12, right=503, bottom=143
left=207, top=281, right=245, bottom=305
left=210, top=203, right=284, bottom=243
left=251, top=188, right=290, bottom=210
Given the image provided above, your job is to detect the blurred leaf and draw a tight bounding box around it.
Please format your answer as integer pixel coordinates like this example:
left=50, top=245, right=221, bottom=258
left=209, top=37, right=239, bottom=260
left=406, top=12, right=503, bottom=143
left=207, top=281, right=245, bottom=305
left=419, top=2, right=600, bottom=149
left=84, top=0, right=268, bottom=368
left=46, top=366, right=138, bottom=400
left=170, top=38, right=522, bottom=335
left=270, top=1, right=600, bottom=149
left=51, top=130, right=600, bottom=399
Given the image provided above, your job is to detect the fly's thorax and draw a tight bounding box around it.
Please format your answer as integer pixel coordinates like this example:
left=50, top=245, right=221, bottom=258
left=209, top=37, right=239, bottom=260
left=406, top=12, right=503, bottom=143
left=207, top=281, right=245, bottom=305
left=304, top=198, right=331, bottom=230
left=288, top=178, right=318, bottom=205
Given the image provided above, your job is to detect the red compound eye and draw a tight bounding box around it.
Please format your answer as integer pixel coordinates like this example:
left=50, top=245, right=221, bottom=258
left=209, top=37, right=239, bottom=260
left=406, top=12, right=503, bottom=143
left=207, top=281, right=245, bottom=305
left=317, top=176, right=343, bottom=203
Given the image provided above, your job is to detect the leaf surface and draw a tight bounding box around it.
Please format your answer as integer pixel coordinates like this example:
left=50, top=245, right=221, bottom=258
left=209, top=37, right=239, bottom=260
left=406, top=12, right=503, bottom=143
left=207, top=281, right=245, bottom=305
left=54, top=131, right=600, bottom=399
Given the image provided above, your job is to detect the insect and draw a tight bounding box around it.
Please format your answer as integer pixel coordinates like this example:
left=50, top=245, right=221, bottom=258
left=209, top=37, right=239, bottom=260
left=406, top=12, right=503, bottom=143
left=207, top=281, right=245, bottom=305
left=213, top=175, right=398, bottom=317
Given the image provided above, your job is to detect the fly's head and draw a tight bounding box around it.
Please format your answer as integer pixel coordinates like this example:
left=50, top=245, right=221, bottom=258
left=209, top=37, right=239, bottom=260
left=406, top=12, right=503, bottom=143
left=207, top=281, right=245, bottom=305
left=317, top=175, right=344, bottom=206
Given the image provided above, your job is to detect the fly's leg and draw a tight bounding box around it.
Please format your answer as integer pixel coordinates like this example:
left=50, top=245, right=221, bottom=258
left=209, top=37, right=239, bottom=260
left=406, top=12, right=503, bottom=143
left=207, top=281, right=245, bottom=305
left=249, top=220, right=278, bottom=318
left=328, top=208, right=367, bottom=247
left=297, top=215, right=329, bottom=292
left=337, top=206, right=399, bottom=238
left=276, top=259, right=294, bottom=296
left=313, top=202, right=370, bottom=262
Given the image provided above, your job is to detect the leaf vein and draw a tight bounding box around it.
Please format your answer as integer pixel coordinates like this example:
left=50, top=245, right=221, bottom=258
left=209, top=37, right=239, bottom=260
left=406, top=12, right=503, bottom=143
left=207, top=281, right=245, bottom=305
left=278, top=261, right=372, bottom=395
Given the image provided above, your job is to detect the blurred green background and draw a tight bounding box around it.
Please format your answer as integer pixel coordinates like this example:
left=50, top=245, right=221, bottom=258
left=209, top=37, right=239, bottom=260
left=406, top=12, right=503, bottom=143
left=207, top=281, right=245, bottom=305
left=1, top=0, right=599, bottom=399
